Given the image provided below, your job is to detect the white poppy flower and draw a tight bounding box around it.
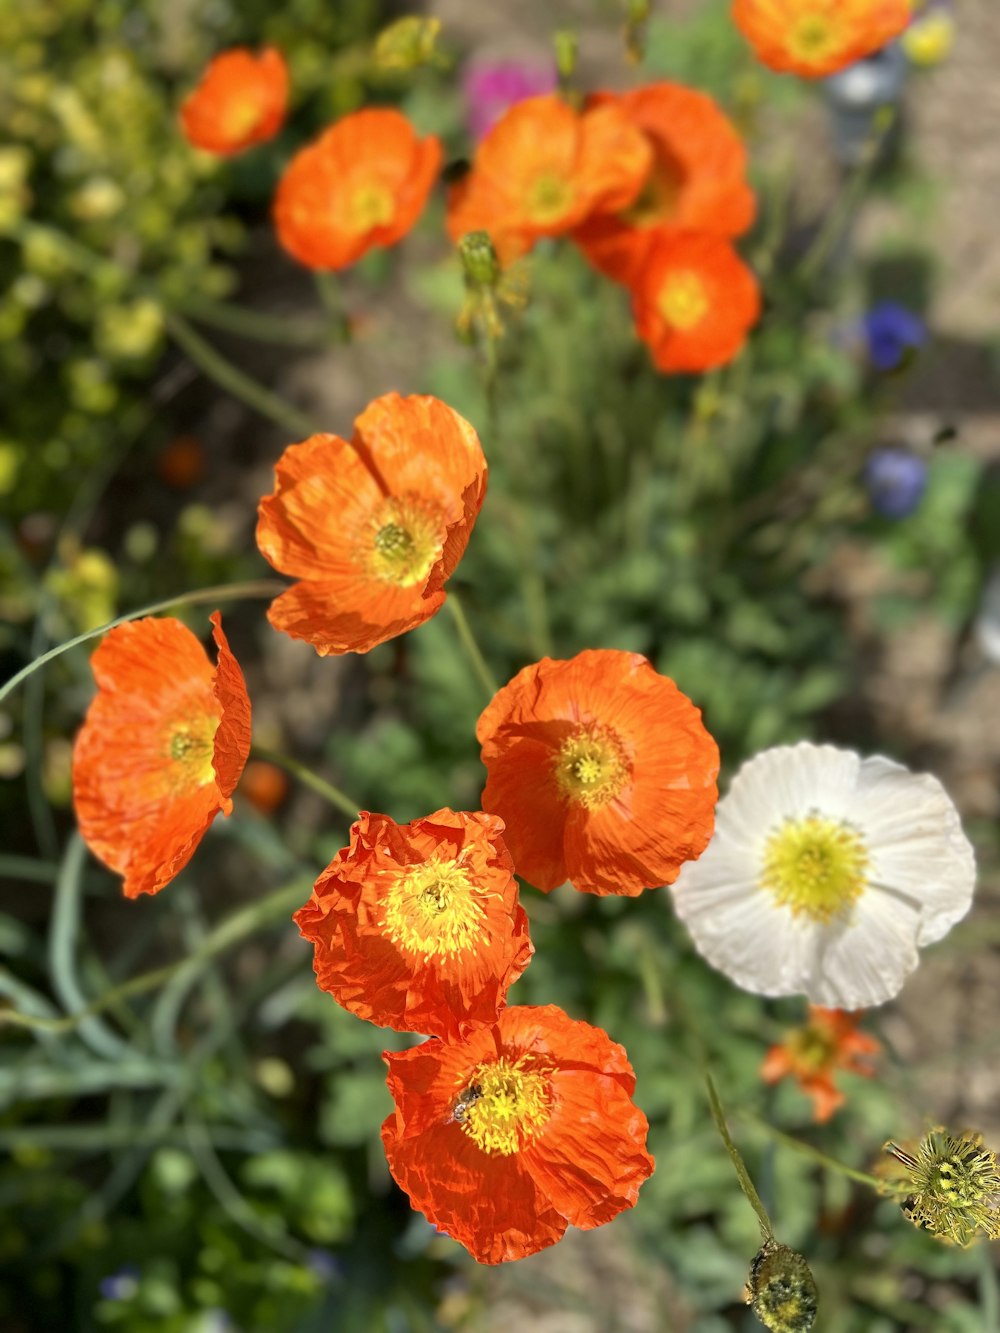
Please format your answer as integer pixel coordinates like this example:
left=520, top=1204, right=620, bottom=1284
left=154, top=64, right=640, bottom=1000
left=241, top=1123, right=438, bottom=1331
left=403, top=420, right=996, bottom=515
left=670, top=742, right=975, bottom=1008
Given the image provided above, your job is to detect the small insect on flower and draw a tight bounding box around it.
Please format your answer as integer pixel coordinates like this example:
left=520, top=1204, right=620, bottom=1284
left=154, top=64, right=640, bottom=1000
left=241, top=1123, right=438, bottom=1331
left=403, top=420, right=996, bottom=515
left=883, top=1129, right=1000, bottom=1246
left=449, top=1082, right=484, bottom=1123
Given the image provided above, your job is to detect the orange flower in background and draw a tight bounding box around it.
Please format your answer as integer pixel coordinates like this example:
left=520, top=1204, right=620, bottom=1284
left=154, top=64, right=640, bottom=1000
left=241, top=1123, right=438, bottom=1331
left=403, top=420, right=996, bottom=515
left=477, top=649, right=719, bottom=896
left=446, top=94, right=652, bottom=265
left=72, top=613, right=252, bottom=899
left=762, top=1007, right=882, bottom=1122
left=295, top=809, right=532, bottom=1039
left=256, top=393, right=487, bottom=656
left=180, top=47, right=288, bottom=155
left=631, top=232, right=761, bottom=374
left=238, top=759, right=289, bottom=815
left=573, top=83, right=756, bottom=286
left=382, top=1004, right=654, bottom=1263
left=274, top=108, right=441, bottom=270
left=732, top=0, right=911, bottom=78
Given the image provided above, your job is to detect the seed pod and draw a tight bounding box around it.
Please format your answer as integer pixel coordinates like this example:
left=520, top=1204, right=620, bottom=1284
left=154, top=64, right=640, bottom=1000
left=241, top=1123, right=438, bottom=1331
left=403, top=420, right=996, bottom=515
left=748, top=1241, right=819, bottom=1333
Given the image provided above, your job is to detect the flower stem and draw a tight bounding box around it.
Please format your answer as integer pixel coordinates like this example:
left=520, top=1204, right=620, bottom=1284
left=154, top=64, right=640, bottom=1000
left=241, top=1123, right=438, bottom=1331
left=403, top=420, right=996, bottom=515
left=0, top=580, right=285, bottom=706
left=163, top=310, right=320, bottom=438
left=444, top=592, right=499, bottom=701
left=175, top=295, right=340, bottom=348
left=0, top=879, right=306, bottom=1037
left=739, top=1108, right=888, bottom=1192
left=250, top=745, right=359, bottom=821
left=705, top=1071, right=775, bottom=1241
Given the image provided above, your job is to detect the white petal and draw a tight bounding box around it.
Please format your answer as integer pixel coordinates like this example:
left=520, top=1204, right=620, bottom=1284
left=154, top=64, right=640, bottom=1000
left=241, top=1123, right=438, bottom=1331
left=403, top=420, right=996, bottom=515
left=848, top=756, right=976, bottom=944
left=812, top=887, right=923, bottom=1007
left=721, top=742, right=863, bottom=844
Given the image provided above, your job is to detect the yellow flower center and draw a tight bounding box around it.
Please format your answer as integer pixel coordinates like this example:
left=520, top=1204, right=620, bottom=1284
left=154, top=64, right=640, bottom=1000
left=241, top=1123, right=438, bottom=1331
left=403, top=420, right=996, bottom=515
left=658, top=269, right=709, bottom=331
left=457, top=1055, right=552, bottom=1156
left=789, top=1025, right=838, bottom=1072
left=366, top=496, right=443, bottom=587
left=789, top=12, right=841, bottom=61
left=381, top=859, right=484, bottom=958
left=553, top=724, right=629, bottom=809
left=222, top=96, right=263, bottom=143
left=347, top=182, right=395, bottom=234
left=526, top=172, right=574, bottom=224
left=760, top=814, right=869, bottom=923
left=167, top=716, right=218, bottom=787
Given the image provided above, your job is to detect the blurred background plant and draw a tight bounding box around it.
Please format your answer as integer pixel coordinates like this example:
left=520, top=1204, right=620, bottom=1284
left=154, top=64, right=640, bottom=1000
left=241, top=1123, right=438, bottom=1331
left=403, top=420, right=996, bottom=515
left=2, top=0, right=1000, bottom=1330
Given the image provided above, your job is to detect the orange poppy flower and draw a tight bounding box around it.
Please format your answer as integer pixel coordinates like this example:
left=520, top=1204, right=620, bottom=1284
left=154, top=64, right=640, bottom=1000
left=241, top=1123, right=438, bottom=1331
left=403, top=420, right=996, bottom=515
left=256, top=393, right=487, bottom=656
left=381, top=1003, right=654, bottom=1263
left=446, top=94, right=652, bottom=265
left=732, top=0, right=911, bottom=78
left=762, top=1007, right=881, bottom=1122
left=180, top=47, right=288, bottom=155
left=476, top=649, right=719, bottom=896
left=274, top=108, right=442, bottom=270
left=72, top=613, right=252, bottom=899
left=294, top=809, right=532, bottom=1039
left=631, top=232, right=761, bottom=374
left=573, top=83, right=756, bottom=287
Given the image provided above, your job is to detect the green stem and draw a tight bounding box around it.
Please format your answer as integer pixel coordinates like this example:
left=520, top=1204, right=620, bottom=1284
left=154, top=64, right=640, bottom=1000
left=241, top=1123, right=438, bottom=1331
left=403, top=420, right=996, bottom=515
left=163, top=311, right=320, bottom=438
left=249, top=745, right=359, bottom=820
left=705, top=1072, right=775, bottom=1241
left=797, top=113, right=891, bottom=286
left=979, top=1239, right=1000, bottom=1331
left=175, top=295, right=339, bottom=348
left=0, top=579, right=284, bottom=705
left=444, top=592, right=499, bottom=701
left=0, top=879, right=306, bottom=1037
left=739, top=1109, right=888, bottom=1192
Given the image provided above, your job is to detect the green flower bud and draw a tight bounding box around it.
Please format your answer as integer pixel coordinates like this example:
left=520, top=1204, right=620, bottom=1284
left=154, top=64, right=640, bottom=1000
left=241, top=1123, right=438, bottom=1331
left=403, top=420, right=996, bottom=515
left=748, top=1242, right=818, bottom=1333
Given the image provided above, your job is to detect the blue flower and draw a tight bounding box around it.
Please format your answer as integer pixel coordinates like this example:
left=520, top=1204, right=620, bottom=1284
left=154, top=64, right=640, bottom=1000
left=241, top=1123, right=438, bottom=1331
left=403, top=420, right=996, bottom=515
left=863, top=302, right=926, bottom=372
left=98, top=1266, right=140, bottom=1302
left=865, top=447, right=928, bottom=518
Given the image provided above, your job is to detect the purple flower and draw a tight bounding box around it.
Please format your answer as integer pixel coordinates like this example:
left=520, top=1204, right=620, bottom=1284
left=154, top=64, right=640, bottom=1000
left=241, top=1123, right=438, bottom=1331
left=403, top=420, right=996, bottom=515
left=865, top=447, right=928, bottom=518
left=306, top=1248, right=343, bottom=1282
left=462, top=58, right=557, bottom=141
left=863, top=301, right=926, bottom=372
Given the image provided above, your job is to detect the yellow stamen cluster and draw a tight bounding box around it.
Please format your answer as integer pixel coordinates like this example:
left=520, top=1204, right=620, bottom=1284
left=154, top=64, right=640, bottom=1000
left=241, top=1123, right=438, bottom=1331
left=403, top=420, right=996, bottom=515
left=527, top=173, right=574, bottom=224
left=347, top=183, right=395, bottom=234
left=553, top=724, right=629, bottom=809
left=885, top=1130, right=1000, bottom=1247
left=381, top=859, right=484, bottom=959
left=458, top=1055, right=552, bottom=1156
left=367, top=496, right=443, bottom=587
left=789, top=13, right=840, bottom=61
left=658, top=270, right=709, bottom=331
left=167, top=716, right=218, bottom=787
left=760, top=814, right=869, bottom=923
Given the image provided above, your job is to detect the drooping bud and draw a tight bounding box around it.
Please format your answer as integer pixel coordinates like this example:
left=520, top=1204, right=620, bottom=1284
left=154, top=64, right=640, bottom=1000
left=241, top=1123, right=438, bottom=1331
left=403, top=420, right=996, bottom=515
left=883, top=1129, right=1000, bottom=1247
left=373, top=17, right=443, bottom=73
left=624, top=0, right=651, bottom=64
left=747, top=1241, right=819, bottom=1333
left=552, top=29, right=578, bottom=84
left=456, top=230, right=528, bottom=344
left=458, top=230, right=501, bottom=292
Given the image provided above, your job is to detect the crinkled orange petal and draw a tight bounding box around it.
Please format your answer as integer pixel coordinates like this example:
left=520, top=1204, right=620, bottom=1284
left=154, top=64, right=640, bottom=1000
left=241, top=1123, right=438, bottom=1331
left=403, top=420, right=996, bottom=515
left=732, top=0, right=910, bottom=78
left=573, top=100, right=652, bottom=216
left=180, top=47, right=288, bottom=155
left=574, top=82, right=756, bottom=286
left=294, top=809, right=532, bottom=1039
left=72, top=615, right=251, bottom=899
left=479, top=651, right=718, bottom=895
left=632, top=231, right=761, bottom=374
left=256, top=394, right=487, bottom=657
left=381, top=1005, right=652, bottom=1264
left=208, top=611, right=252, bottom=803
left=256, top=433, right=384, bottom=580
left=274, top=108, right=442, bottom=270
left=266, top=578, right=446, bottom=656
